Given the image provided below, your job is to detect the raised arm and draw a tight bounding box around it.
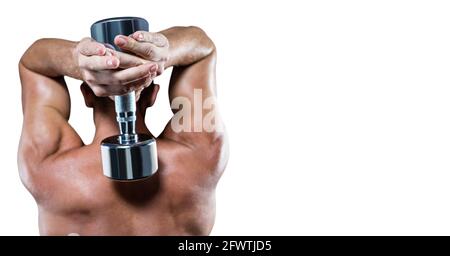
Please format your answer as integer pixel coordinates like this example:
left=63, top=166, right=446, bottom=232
left=162, top=26, right=220, bottom=144
left=18, top=38, right=158, bottom=166
left=19, top=39, right=82, bottom=167
left=115, top=26, right=223, bottom=147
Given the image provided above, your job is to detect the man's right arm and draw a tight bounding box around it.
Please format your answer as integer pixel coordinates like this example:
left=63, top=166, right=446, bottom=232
left=114, top=26, right=223, bottom=145
left=161, top=26, right=223, bottom=146
left=113, top=26, right=228, bottom=176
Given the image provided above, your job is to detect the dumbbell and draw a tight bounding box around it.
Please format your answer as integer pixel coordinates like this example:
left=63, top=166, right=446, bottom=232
left=90, top=17, right=158, bottom=181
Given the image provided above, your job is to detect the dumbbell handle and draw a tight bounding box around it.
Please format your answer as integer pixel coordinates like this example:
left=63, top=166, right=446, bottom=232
left=115, top=92, right=137, bottom=143
left=90, top=17, right=149, bottom=144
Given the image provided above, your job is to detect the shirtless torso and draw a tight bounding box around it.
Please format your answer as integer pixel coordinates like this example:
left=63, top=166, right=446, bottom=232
left=18, top=26, right=228, bottom=235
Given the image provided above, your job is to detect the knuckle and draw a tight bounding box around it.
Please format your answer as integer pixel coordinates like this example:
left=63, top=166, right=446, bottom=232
left=79, top=37, right=90, bottom=45
left=139, top=30, right=149, bottom=37
left=77, top=38, right=93, bottom=51
left=143, top=47, right=154, bottom=58
left=83, top=72, right=95, bottom=84
left=106, top=48, right=116, bottom=57
left=157, top=37, right=167, bottom=46
left=87, top=63, right=95, bottom=70
left=154, top=33, right=168, bottom=44
left=127, top=39, right=136, bottom=49
left=135, top=31, right=150, bottom=41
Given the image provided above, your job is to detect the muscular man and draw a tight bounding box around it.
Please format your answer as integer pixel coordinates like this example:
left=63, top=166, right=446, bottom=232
left=18, top=26, right=228, bottom=235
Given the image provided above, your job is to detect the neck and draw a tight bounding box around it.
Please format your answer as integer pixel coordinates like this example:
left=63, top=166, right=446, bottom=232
left=91, top=106, right=149, bottom=144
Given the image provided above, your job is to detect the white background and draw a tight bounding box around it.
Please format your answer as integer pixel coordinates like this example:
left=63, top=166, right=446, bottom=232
left=1, top=0, right=450, bottom=235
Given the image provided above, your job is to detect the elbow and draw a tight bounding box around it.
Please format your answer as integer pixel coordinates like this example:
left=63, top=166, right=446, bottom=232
left=19, top=38, right=47, bottom=68
left=187, top=26, right=216, bottom=55
left=19, top=48, right=28, bottom=69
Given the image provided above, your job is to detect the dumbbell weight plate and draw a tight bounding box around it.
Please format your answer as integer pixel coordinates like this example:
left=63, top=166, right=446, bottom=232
left=101, top=133, right=158, bottom=181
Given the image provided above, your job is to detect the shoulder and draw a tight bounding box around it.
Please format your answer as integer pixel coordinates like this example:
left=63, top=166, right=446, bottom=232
left=158, top=130, right=229, bottom=180
left=17, top=143, right=90, bottom=203
left=19, top=109, right=83, bottom=166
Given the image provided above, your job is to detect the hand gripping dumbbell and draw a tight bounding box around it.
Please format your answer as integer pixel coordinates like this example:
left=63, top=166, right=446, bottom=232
left=90, top=17, right=158, bottom=181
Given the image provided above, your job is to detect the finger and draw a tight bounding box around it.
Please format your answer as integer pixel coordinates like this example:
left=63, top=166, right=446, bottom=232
left=135, top=87, right=144, bottom=102
left=102, top=48, right=145, bottom=68
left=79, top=55, right=119, bottom=71
left=114, top=35, right=165, bottom=60
left=104, top=48, right=116, bottom=57
left=78, top=38, right=106, bottom=56
left=115, top=51, right=147, bottom=69
left=102, top=75, right=153, bottom=96
left=111, top=63, right=157, bottom=85
left=84, top=62, right=155, bottom=87
left=131, top=31, right=168, bottom=47
left=123, top=75, right=153, bottom=90
left=89, top=84, right=110, bottom=97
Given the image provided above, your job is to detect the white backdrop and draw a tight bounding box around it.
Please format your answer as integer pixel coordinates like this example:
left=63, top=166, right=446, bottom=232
left=1, top=0, right=450, bottom=235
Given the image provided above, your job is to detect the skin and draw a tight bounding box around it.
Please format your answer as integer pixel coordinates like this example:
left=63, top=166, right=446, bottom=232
left=18, top=26, right=228, bottom=235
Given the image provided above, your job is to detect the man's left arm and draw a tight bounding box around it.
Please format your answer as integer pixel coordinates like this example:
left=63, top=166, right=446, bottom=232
left=19, top=39, right=83, bottom=169
left=19, top=37, right=158, bottom=168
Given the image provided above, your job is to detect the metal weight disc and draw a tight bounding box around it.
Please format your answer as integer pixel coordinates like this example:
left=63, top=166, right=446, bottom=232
left=90, top=17, right=149, bottom=51
left=101, top=133, right=158, bottom=181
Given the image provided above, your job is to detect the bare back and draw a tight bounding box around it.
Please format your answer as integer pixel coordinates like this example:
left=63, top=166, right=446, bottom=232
left=18, top=26, right=228, bottom=235
left=27, top=129, right=222, bottom=235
